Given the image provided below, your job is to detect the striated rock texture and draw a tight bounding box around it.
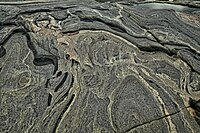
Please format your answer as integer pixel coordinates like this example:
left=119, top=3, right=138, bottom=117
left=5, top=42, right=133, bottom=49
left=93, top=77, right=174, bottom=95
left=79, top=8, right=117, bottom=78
left=0, top=0, right=200, bottom=133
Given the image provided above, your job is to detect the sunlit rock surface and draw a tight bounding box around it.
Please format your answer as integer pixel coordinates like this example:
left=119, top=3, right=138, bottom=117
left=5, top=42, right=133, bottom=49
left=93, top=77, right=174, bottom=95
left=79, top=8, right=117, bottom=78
left=0, top=0, right=200, bottom=133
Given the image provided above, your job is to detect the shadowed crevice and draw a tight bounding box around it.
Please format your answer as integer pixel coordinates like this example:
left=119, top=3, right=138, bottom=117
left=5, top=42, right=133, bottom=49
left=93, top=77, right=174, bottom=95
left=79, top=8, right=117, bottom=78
left=54, top=72, right=68, bottom=92
left=0, top=46, right=6, bottom=58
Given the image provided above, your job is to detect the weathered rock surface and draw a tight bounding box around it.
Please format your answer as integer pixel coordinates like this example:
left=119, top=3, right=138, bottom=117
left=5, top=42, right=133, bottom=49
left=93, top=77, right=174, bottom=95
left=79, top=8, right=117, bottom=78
left=0, top=0, right=200, bottom=133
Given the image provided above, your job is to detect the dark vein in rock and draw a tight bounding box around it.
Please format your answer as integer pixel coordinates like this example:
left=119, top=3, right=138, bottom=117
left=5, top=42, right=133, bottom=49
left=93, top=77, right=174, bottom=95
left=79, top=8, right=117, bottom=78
left=124, top=109, right=184, bottom=133
left=54, top=72, right=68, bottom=92
left=52, top=94, right=75, bottom=133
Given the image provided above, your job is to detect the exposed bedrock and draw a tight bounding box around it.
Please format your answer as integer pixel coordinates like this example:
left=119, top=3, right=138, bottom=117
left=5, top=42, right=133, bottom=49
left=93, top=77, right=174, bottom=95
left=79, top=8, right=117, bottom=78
left=0, top=0, right=200, bottom=133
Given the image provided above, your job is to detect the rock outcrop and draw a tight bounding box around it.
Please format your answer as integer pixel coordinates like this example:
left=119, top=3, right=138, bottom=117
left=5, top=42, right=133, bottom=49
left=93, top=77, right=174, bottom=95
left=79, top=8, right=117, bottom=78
left=0, top=0, right=200, bottom=133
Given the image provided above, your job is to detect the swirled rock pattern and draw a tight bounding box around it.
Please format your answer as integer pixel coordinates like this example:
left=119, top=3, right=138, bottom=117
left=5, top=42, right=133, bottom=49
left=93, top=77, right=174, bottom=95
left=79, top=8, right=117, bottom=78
left=0, top=0, right=200, bottom=133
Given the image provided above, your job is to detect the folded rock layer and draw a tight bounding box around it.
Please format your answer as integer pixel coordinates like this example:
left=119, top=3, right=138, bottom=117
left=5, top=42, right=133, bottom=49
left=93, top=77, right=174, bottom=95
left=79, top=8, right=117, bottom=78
left=0, top=0, right=200, bottom=133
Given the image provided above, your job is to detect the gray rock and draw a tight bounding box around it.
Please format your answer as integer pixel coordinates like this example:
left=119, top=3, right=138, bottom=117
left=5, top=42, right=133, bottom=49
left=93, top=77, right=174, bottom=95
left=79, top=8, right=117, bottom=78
left=0, top=0, right=200, bottom=133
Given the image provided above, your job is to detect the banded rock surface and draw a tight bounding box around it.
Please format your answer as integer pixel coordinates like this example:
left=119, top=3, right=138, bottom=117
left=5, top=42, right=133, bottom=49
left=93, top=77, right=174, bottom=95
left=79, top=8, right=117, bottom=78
left=0, top=0, right=200, bottom=133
